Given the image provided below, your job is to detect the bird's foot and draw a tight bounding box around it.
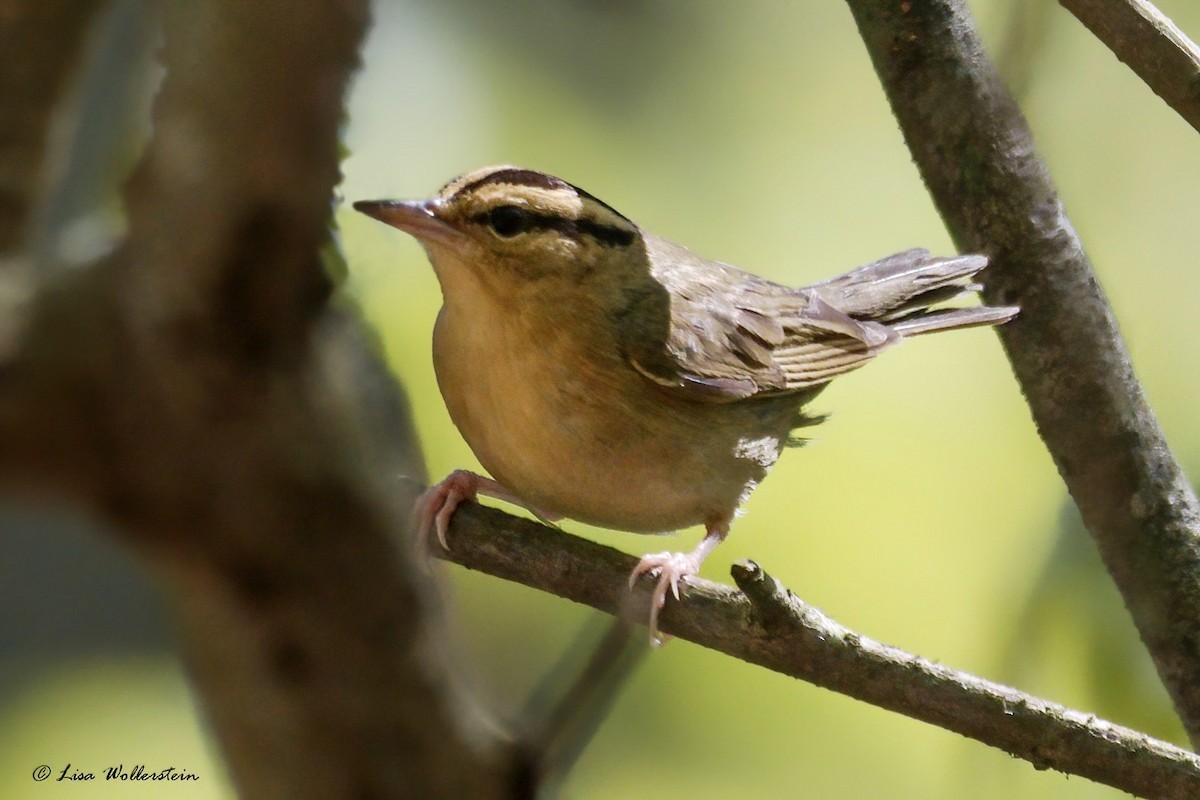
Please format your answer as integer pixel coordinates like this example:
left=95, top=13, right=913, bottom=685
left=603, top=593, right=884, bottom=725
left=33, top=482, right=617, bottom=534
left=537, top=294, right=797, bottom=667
left=628, top=550, right=704, bottom=647
left=627, top=519, right=730, bottom=646
left=413, top=470, right=562, bottom=555
left=413, top=470, right=483, bottom=552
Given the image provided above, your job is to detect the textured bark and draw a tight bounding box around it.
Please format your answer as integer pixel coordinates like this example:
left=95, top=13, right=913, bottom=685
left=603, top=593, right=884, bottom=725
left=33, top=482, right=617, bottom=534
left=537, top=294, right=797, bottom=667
left=845, top=0, right=1200, bottom=748
left=434, top=502, right=1200, bottom=799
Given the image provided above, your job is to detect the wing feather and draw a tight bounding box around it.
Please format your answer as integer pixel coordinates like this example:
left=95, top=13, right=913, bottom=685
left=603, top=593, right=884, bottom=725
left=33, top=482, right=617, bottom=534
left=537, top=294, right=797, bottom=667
left=619, top=235, right=1009, bottom=403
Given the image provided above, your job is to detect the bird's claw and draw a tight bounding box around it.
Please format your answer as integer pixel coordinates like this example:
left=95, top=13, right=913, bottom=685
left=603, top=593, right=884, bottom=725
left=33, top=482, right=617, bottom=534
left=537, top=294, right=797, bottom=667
left=629, top=551, right=702, bottom=646
left=412, top=469, right=482, bottom=555
left=411, top=470, right=563, bottom=559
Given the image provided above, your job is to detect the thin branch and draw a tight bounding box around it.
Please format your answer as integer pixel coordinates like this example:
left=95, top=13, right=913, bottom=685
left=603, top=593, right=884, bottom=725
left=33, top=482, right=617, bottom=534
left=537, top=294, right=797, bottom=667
left=519, top=617, right=647, bottom=798
left=0, top=0, right=107, bottom=357
left=1060, top=0, right=1200, bottom=135
left=436, top=503, right=1200, bottom=800
left=28, top=0, right=159, bottom=277
left=0, top=0, right=107, bottom=255
left=845, top=0, right=1200, bottom=747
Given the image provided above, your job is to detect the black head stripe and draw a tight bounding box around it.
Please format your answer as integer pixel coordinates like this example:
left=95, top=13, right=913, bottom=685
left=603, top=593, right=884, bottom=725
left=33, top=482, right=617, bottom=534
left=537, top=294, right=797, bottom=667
left=455, top=168, right=568, bottom=198
left=453, top=168, right=633, bottom=226
left=566, top=182, right=630, bottom=223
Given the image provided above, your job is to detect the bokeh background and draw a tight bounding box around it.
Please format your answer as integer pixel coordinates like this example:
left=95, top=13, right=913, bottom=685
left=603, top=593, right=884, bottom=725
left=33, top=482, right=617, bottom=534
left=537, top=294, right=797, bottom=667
left=3, top=1, right=1200, bottom=797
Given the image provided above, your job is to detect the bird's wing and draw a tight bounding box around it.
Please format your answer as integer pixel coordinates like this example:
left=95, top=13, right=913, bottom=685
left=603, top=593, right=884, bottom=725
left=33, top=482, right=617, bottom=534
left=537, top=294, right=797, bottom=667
left=620, top=236, right=898, bottom=403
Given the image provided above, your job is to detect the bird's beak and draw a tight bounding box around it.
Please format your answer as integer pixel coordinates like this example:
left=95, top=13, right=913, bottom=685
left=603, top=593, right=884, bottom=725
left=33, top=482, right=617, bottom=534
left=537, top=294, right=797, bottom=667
left=352, top=199, right=463, bottom=248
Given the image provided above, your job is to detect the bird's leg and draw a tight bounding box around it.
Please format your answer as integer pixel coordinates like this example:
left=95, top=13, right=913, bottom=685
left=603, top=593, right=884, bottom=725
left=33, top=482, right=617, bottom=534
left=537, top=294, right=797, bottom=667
left=413, top=469, right=562, bottom=553
left=628, top=516, right=731, bottom=645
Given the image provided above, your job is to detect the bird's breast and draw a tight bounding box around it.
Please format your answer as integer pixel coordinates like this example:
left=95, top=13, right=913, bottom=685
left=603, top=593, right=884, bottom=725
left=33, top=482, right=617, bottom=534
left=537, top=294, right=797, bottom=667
left=431, top=297, right=796, bottom=533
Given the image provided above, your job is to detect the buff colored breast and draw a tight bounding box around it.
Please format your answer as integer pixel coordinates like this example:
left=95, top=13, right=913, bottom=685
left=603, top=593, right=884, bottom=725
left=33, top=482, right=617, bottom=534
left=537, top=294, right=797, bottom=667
left=431, top=289, right=791, bottom=533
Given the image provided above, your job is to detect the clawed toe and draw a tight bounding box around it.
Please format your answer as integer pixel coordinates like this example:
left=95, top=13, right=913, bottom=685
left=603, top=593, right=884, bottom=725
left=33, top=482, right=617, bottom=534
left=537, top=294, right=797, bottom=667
left=629, top=551, right=701, bottom=646
left=412, top=470, right=482, bottom=555
left=411, top=470, right=563, bottom=559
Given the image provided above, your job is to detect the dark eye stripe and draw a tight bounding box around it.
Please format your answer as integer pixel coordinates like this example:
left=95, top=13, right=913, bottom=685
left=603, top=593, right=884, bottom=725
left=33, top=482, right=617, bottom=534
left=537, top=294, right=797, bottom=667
left=470, top=210, right=635, bottom=247
left=575, top=217, right=635, bottom=247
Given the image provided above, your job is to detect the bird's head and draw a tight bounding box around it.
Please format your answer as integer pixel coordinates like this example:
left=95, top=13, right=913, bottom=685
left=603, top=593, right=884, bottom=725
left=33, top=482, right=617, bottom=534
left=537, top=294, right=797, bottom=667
left=354, top=166, right=646, bottom=306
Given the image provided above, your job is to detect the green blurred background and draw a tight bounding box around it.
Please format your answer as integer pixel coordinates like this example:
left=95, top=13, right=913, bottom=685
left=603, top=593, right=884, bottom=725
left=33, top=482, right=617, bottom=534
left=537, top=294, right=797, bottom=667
left=3, top=1, right=1200, bottom=797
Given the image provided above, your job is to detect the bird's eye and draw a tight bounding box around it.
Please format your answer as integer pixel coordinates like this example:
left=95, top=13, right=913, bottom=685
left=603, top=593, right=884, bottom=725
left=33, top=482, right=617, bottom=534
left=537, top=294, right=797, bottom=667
left=485, top=205, right=534, bottom=238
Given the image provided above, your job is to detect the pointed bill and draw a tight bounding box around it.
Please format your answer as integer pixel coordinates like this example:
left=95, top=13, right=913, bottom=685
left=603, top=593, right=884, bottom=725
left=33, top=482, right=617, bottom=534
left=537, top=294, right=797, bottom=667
left=352, top=199, right=464, bottom=248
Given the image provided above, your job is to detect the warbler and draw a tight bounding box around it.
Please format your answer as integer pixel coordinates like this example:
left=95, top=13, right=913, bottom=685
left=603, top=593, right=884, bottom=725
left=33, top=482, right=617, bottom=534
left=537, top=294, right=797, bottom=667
left=355, top=165, right=1017, bottom=641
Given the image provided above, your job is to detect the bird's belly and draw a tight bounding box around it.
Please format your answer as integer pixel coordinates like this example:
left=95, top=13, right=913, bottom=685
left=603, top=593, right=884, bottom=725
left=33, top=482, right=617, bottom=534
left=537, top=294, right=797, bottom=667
left=433, top=311, right=792, bottom=533
left=471, top=411, right=709, bottom=532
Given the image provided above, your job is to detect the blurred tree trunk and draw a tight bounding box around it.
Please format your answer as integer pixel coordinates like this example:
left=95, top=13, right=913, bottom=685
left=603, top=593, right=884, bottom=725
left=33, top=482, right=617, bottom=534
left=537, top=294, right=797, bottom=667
left=0, top=2, right=513, bottom=798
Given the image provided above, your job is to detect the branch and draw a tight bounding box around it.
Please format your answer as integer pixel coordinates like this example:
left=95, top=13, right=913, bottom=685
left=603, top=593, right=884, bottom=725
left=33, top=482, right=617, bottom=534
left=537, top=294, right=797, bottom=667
left=1060, top=0, right=1200, bottom=135
left=517, top=617, right=646, bottom=796
left=436, top=504, right=1200, bottom=800
left=0, top=0, right=107, bottom=356
left=844, top=0, right=1200, bottom=746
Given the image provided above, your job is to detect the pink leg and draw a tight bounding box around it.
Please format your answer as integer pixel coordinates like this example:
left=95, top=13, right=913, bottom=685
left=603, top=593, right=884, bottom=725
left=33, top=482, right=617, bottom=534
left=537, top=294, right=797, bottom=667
left=413, top=469, right=561, bottom=552
left=628, top=516, right=731, bottom=646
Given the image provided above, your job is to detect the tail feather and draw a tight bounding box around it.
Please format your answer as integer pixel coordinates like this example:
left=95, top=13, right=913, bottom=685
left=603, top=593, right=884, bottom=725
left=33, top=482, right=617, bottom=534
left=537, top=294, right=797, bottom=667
left=811, top=249, right=1015, bottom=335
left=890, top=305, right=1018, bottom=337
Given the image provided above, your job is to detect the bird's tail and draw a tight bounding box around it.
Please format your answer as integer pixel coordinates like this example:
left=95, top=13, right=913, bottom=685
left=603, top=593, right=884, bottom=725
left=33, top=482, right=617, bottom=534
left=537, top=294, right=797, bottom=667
left=812, top=248, right=1018, bottom=336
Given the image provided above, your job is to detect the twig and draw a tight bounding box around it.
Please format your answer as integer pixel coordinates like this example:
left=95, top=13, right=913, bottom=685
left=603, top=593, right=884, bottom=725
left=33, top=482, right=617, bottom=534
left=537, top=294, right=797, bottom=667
left=27, top=0, right=158, bottom=277
left=519, top=616, right=647, bottom=799
left=0, top=0, right=107, bottom=357
left=436, top=503, right=1200, bottom=800
left=0, top=0, right=107, bottom=255
left=845, top=0, right=1200, bottom=747
left=1060, top=0, right=1200, bottom=134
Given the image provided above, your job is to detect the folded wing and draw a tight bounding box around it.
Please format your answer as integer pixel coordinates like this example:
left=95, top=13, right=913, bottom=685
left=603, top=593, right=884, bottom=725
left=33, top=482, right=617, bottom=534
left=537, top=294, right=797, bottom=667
left=623, top=239, right=1017, bottom=403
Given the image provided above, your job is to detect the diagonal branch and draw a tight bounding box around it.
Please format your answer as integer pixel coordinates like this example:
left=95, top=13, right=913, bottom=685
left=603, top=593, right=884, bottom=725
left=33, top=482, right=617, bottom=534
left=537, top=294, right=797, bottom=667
left=0, top=0, right=107, bottom=356
left=844, top=0, right=1200, bottom=747
left=0, top=0, right=107, bottom=255
left=436, top=503, right=1200, bottom=800
left=1060, top=0, right=1200, bottom=135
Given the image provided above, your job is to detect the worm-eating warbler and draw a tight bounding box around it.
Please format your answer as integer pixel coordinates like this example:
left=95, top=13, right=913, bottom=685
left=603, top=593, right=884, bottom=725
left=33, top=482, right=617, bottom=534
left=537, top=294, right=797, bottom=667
left=354, top=165, right=1017, bottom=642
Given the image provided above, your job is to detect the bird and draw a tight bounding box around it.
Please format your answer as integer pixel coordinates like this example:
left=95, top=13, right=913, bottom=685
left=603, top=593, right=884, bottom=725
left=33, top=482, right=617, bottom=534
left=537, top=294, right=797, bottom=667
left=354, top=165, right=1017, bottom=643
